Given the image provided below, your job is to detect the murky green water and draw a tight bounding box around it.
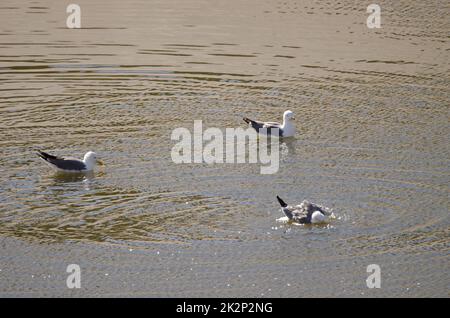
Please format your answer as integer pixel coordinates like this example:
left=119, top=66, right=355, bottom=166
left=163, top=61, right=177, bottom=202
left=0, top=0, right=449, bottom=297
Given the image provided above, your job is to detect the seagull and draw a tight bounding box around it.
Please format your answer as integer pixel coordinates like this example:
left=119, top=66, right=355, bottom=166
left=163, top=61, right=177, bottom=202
left=276, top=196, right=332, bottom=224
left=243, top=110, right=295, bottom=137
left=37, top=150, right=103, bottom=173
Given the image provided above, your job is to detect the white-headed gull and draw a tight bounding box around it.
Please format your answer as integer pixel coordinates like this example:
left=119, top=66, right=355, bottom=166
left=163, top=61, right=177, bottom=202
left=276, top=196, right=332, bottom=224
left=243, top=110, right=295, bottom=137
left=37, top=150, right=103, bottom=172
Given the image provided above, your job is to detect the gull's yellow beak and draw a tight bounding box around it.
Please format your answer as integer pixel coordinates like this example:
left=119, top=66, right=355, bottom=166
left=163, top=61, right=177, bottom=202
left=96, top=159, right=105, bottom=166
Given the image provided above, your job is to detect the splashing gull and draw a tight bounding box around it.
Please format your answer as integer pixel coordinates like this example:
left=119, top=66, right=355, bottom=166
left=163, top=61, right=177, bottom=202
left=243, top=110, right=295, bottom=137
left=276, top=196, right=332, bottom=224
left=37, top=150, right=103, bottom=172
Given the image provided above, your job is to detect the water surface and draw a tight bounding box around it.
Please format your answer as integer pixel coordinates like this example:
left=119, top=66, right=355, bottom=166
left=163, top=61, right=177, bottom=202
left=0, top=0, right=449, bottom=297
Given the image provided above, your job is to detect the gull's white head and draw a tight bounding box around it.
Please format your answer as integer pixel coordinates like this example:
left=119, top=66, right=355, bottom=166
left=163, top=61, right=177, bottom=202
left=311, top=211, right=326, bottom=224
left=281, top=110, right=296, bottom=137
left=83, top=151, right=98, bottom=170
left=283, top=110, right=295, bottom=122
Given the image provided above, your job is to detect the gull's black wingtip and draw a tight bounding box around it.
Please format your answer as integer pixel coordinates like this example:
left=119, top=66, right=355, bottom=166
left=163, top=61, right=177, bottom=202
left=36, top=150, right=46, bottom=159
left=277, top=196, right=288, bottom=207
left=36, top=150, right=57, bottom=160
